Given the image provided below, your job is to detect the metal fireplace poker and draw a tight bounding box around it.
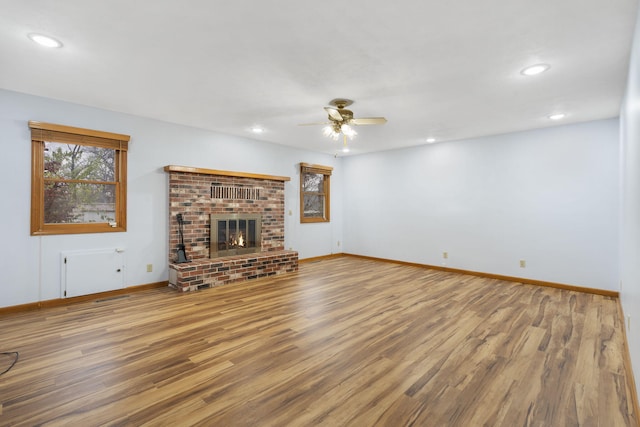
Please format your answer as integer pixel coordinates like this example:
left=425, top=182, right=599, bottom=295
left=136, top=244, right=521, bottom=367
left=175, top=213, right=190, bottom=263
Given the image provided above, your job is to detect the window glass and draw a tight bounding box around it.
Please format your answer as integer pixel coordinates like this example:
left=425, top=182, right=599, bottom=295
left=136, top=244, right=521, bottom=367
left=303, top=194, right=325, bottom=218
left=303, top=173, right=324, bottom=192
left=44, top=142, right=115, bottom=181
left=44, top=182, right=116, bottom=224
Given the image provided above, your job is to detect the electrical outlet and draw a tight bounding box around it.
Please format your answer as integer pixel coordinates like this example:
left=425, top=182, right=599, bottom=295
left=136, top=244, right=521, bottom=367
left=288, top=210, right=292, bottom=216
left=443, top=251, right=448, bottom=259
left=146, top=264, right=153, bottom=273
left=337, top=241, right=341, bottom=247
left=519, top=259, right=526, bottom=268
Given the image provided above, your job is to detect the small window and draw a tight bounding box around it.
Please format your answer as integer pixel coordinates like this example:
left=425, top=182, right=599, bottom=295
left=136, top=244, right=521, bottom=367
left=300, top=163, right=332, bottom=223
left=30, top=121, right=129, bottom=235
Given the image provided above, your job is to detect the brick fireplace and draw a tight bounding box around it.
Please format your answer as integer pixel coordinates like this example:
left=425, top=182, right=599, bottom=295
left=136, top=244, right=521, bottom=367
left=164, top=165, right=298, bottom=292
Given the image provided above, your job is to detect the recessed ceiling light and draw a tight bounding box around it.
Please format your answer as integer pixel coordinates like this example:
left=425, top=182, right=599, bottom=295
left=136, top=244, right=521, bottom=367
left=28, top=33, right=63, bottom=48
left=342, top=147, right=350, bottom=153
left=251, top=126, right=264, bottom=134
left=549, top=113, right=565, bottom=120
left=521, top=63, right=550, bottom=76
left=426, top=137, right=436, bottom=143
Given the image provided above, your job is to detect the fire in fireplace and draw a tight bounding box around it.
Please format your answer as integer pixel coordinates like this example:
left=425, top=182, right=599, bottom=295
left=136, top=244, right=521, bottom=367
left=210, top=214, right=262, bottom=257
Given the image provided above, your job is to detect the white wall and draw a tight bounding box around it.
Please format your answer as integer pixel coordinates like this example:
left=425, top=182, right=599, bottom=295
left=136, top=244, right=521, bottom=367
left=343, top=119, right=620, bottom=291
left=620, top=3, right=640, bottom=400
left=0, top=89, right=343, bottom=308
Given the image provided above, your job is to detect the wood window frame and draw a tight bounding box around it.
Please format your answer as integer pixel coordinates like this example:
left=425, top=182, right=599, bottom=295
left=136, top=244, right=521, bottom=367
left=300, top=163, right=332, bottom=223
left=30, top=121, right=130, bottom=235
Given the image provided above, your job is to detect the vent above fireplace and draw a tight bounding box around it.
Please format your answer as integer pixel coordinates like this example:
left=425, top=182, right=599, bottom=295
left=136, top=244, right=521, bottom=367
left=210, top=214, right=262, bottom=258
left=211, top=184, right=260, bottom=200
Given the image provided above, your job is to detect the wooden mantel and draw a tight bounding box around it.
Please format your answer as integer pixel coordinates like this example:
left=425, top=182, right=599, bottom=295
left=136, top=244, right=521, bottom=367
left=164, top=165, right=290, bottom=182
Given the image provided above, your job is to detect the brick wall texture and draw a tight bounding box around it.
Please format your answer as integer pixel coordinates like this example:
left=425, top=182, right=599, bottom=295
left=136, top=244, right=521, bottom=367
left=168, top=172, right=286, bottom=261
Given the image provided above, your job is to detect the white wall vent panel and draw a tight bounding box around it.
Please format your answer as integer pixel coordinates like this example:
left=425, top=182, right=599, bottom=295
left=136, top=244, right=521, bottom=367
left=62, top=249, right=125, bottom=298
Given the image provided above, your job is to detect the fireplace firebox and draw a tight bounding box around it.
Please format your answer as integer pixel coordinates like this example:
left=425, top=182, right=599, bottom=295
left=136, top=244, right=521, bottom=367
left=210, top=214, right=262, bottom=257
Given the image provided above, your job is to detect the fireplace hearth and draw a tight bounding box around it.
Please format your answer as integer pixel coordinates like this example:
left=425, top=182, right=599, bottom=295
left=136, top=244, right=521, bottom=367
left=210, top=213, right=261, bottom=257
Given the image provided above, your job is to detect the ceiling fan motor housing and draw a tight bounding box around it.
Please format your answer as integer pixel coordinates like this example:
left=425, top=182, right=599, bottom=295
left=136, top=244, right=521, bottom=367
left=329, top=109, right=353, bottom=122
left=329, top=98, right=354, bottom=109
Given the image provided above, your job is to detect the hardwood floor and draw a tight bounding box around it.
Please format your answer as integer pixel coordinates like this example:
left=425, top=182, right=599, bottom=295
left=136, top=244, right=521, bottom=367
left=0, top=257, right=636, bottom=426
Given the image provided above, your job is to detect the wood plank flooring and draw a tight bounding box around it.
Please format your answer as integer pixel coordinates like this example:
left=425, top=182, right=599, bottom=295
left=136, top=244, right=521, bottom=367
left=0, top=257, right=637, bottom=426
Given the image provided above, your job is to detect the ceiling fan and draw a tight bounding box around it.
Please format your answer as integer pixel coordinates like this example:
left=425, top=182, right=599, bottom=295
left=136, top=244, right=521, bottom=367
left=300, top=99, right=387, bottom=142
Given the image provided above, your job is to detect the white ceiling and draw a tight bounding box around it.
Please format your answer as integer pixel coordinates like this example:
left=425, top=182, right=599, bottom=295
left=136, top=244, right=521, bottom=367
left=1, top=0, right=638, bottom=156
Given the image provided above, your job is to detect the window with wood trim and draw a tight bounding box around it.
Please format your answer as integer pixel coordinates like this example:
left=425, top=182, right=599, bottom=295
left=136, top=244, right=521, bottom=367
left=300, top=163, right=332, bottom=223
left=30, top=121, right=130, bottom=235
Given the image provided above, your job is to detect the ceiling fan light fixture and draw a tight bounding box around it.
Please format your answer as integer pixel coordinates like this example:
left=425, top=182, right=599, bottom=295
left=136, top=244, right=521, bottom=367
left=521, top=63, right=550, bottom=76
left=28, top=33, right=63, bottom=48
left=323, top=125, right=340, bottom=140
left=341, top=124, right=357, bottom=139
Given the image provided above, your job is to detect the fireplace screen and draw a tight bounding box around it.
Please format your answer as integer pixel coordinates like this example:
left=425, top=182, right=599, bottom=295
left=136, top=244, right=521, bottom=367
left=210, top=214, right=261, bottom=257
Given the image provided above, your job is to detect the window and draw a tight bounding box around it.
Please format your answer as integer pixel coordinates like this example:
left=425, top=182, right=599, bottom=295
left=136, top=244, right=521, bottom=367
left=300, top=163, right=332, bottom=223
left=30, top=121, right=129, bottom=235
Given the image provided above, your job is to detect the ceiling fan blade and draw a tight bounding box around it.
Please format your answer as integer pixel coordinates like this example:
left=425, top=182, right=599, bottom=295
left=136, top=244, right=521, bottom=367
left=350, top=117, right=387, bottom=126
left=298, top=122, right=331, bottom=126
left=324, top=107, right=344, bottom=121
